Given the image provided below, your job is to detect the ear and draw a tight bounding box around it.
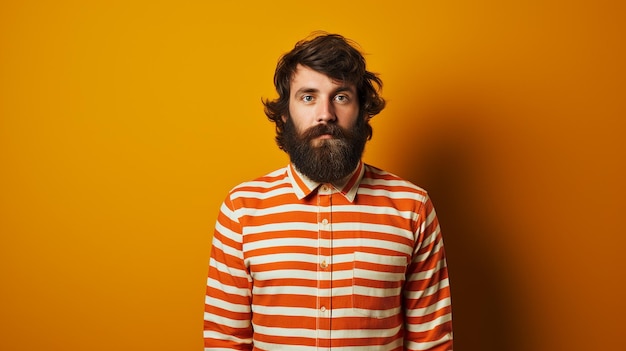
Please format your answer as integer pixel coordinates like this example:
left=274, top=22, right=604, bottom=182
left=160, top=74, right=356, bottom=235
left=281, top=115, right=288, bottom=123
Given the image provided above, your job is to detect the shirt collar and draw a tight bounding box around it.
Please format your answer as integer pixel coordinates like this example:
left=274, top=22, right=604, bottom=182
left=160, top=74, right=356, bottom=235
left=287, top=161, right=364, bottom=202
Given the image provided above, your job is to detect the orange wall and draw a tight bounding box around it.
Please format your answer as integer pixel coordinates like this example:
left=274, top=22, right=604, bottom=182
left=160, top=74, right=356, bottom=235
left=1, top=1, right=624, bottom=350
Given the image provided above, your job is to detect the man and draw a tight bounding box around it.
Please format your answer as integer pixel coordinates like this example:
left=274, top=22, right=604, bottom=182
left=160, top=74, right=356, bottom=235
left=203, top=33, right=453, bottom=351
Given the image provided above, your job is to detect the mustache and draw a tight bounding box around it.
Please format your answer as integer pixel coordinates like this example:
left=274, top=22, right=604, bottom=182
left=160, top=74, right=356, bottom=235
left=300, top=123, right=349, bottom=141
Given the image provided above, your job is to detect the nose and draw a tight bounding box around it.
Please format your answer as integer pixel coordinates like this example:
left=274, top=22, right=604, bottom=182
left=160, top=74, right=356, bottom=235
left=316, top=99, right=336, bottom=123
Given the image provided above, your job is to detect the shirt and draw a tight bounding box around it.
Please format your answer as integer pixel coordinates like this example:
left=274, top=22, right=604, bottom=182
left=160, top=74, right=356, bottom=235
left=203, top=161, right=453, bottom=351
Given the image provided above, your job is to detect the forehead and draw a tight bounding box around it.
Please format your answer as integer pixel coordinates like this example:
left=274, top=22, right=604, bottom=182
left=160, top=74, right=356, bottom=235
left=290, top=65, right=356, bottom=93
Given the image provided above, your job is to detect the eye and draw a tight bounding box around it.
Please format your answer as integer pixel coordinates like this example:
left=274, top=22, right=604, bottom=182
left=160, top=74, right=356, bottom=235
left=301, top=95, right=314, bottom=103
left=334, top=94, right=349, bottom=103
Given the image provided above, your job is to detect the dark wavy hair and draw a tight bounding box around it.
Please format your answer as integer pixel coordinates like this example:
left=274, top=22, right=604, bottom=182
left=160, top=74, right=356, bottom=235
left=263, top=33, right=386, bottom=151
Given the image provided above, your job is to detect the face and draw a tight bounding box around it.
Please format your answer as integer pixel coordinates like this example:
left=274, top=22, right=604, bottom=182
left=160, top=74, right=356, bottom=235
left=282, top=65, right=369, bottom=183
left=286, top=64, right=360, bottom=146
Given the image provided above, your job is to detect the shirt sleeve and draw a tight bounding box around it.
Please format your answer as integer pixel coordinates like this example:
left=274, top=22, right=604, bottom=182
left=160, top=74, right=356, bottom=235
left=203, top=195, right=254, bottom=350
left=403, top=195, right=453, bottom=351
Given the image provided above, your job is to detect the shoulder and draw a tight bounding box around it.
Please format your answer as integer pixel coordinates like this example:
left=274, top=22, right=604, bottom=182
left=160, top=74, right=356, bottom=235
left=226, top=166, right=291, bottom=199
left=359, top=164, right=432, bottom=210
left=362, top=163, right=429, bottom=196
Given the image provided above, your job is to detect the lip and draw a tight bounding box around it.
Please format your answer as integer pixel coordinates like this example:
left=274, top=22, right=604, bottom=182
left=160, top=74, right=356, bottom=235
left=311, top=134, right=335, bottom=147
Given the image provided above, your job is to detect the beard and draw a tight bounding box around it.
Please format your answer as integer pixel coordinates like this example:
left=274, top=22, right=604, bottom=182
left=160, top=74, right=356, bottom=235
left=283, top=116, right=369, bottom=183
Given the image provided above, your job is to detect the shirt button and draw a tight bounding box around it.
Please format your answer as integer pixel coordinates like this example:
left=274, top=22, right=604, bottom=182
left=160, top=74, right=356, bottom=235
left=320, top=306, right=326, bottom=312
left=320, top=260, right=328, bottom=269
left=321, top=218, right=329, bottom=225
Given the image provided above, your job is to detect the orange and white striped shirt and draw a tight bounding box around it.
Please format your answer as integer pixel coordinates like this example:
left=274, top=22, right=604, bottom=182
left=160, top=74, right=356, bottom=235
left=204, top=161, right=453, bottom=351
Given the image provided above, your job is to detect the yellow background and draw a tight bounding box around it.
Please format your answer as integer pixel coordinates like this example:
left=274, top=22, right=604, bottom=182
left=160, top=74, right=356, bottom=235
left=1, top=1, right=624, bottom=350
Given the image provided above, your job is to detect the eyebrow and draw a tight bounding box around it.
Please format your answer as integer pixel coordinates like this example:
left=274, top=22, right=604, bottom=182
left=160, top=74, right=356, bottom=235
left=293, top=86, right=356, bottom=96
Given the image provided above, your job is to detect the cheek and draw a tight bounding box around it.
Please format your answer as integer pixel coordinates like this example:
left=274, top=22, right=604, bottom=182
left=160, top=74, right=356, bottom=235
left=338, top=106, right=360, bottom=128
left=288, top=105, right=311, bottom=130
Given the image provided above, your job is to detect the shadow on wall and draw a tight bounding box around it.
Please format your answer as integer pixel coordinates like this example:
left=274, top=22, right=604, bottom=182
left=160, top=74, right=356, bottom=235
left=400, top=103, right=528, bottom=351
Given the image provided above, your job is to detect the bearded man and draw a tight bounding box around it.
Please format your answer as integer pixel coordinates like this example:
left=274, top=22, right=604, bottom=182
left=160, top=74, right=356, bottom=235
left=203, top=33, right=453, bottom=351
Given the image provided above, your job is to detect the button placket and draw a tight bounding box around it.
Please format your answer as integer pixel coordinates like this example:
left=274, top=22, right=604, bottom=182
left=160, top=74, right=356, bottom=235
left=316, top=185, right=333, bottom=332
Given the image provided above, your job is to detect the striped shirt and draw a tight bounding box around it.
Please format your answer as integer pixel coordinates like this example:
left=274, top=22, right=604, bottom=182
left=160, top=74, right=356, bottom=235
left=204, top=161, right=453, bottom=351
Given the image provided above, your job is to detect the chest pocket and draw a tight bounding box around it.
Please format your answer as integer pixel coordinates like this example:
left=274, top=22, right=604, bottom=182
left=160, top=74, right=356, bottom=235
left=352, top=252, right=407, bottom=318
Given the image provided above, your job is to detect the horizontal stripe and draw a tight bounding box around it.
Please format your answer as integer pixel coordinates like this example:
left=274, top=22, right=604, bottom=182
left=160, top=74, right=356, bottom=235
left=233, top=177, right=289, bottom=189
left=252, top=338, right=404, bottom=351
left=406, top=279, right=451, bottom=301
left=252, top=323, right=402, bottom=339
left=203, top=311, right=250, bottom=328
left=238, top=203, right=419, bottom=220
left=208, top=257, right=249, bottom=280
left=204, top=295, right=251, bottom=314
left=252, top=305, right=322, bottom=317
left=406, top=297, right=453, bottom=318
left=244, top=237, right=415, bottom=254
left=230, top=187, right=293, bottom=200
left=206, top=275, right=250, bottom=296
left=406, top=313, right=453, bottom=333
left=246, top=252, right=409, bottom=267
left=243, top=222, right=415, bottom=238
left=358, top=187, right=427, bottom=201
left=405, top=333, right=453, bottom=351
left=203, top=330, right=251, bottom=344
left=243, top=222, right=318, bottom=235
